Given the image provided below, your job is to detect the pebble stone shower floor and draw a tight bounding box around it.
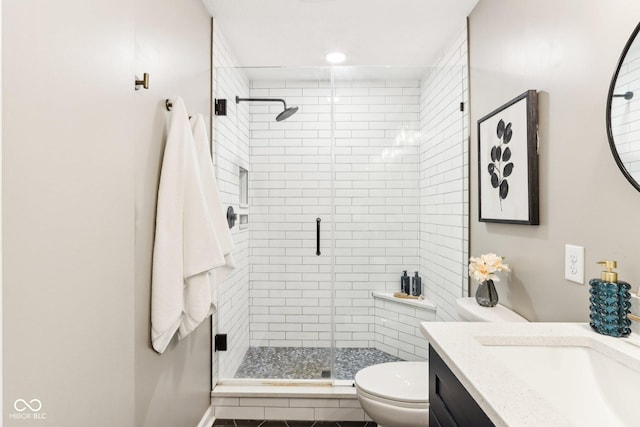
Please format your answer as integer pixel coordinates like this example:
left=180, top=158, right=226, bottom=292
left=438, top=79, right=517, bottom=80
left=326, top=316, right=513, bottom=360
left=234, top=347, right=403, bottom=380
left=220, top=348, right=395, bottom=426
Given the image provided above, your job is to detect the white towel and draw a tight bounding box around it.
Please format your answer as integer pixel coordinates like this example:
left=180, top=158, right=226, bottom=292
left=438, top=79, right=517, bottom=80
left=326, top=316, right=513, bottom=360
left=151, top=97, right=224, bottom=353
left=178, top=114, right=236, bottom=338
left=191, top=113, right=235, bottom=280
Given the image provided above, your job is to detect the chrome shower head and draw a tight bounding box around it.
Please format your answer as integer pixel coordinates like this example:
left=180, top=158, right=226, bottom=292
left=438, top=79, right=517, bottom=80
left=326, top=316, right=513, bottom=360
left=236, top=96, right=298, bottom=121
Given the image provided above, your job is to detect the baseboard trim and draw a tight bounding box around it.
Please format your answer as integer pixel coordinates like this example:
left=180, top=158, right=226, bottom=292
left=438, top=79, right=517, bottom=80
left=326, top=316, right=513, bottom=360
left=197, top=405, right=214, bottom=427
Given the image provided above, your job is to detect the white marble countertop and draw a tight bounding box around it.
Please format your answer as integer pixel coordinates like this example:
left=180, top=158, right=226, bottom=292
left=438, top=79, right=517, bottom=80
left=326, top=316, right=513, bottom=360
left=420, top=321, right=640, bottom=426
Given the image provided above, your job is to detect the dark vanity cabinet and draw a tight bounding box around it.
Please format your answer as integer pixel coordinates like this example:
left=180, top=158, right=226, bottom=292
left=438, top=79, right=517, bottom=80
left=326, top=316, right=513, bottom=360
left=429, top=345, right=494, bottom=427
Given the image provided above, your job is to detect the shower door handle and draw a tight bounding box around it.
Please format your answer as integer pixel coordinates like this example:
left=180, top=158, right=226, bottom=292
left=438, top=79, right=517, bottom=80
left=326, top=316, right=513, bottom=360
left=316, top=218, right=321, bottom=256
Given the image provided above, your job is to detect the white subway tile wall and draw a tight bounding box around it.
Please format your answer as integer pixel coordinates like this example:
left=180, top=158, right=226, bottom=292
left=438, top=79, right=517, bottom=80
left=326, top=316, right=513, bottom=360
left=419, top=26, right=470, bottom=321
left=249, top=78, right=421, bottom=348
left=212, top=23, right=251, bottom=380
left=611, top=41, right=640, bottom=180
left=212, top=395, right=369, bottom=422
left=373, top=297, right=436, bottom=361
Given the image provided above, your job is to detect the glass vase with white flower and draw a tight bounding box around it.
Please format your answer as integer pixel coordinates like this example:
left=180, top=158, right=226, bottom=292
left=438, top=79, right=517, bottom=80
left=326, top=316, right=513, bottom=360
left=469, top=253, right=510, bottom=307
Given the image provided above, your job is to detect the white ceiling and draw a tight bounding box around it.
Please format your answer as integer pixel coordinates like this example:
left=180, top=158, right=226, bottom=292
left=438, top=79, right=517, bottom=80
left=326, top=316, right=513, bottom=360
left=203, top=0, right=479, bottom=68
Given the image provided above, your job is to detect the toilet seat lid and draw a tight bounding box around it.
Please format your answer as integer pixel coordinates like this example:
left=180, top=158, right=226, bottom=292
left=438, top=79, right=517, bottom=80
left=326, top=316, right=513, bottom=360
left=355, top=361, right=429, bottom=403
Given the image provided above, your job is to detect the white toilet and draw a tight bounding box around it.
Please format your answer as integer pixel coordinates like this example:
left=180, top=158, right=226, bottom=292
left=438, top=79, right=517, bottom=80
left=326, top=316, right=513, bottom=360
left=354, top=297, right=528, bottom=427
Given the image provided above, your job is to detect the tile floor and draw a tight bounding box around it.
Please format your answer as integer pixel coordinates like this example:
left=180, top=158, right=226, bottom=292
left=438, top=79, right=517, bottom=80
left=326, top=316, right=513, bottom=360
left=213, top=420, right=377, bottom=427
left=234, top=347, right=402, bottom=380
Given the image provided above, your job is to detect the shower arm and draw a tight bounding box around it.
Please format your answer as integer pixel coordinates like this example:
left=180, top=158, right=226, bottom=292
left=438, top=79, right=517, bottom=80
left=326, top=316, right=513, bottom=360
left=235, top=96, right=289, bottom=109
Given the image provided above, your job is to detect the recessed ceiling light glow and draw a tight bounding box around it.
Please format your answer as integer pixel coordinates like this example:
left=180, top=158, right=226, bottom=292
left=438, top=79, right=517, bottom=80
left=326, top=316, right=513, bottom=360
left=325, top=52, right=346, bottom=64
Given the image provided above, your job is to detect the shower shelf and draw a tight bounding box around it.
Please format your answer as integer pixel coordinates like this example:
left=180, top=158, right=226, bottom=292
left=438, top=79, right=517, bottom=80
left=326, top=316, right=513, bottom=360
left=372, top=292, right=436, bottom=313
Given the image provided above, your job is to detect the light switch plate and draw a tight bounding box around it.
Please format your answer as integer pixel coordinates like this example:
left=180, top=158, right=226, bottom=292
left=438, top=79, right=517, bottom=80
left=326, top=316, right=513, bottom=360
left=565, top=244, right=584, bottom=284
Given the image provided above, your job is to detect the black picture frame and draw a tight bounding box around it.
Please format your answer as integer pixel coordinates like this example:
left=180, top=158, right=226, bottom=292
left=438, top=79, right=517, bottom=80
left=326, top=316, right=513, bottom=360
left=477, top=90, right=539, bottom=225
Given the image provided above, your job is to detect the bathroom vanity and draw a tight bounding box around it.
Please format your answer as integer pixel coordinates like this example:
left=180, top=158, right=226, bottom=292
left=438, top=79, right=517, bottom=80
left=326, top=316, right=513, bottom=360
left=421, top=321, right=640, bottom=426
left=429, top=346, right=493, bottom=426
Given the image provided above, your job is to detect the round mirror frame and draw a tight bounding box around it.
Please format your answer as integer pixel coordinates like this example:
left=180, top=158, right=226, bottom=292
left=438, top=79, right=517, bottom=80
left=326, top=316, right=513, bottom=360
left=606, top=21, right=640, bottom=193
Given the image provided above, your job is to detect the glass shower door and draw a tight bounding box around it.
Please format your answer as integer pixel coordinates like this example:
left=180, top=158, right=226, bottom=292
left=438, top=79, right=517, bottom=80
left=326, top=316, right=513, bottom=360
left=214, top=66, right=337, bottom=381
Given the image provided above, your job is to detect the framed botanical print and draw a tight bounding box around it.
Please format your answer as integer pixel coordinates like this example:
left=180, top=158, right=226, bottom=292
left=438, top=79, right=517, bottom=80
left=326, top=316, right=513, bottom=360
left=478, top=90, right=539, bottom=225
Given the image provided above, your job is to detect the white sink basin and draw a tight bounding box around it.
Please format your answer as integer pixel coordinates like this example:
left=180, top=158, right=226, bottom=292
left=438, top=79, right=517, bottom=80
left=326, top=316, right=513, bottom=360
left=421, top=322, right=640, bottom=426
left=484, top=343, right=640, bottom=426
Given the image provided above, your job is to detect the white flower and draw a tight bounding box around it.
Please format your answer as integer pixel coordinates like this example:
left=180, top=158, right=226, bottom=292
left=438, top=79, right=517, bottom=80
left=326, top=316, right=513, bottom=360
left=469, top=253, right=510, bottom=283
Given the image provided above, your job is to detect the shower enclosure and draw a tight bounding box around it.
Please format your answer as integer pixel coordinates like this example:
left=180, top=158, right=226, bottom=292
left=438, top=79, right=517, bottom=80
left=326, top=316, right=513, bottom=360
left=212, top=63, right=467, bottom=385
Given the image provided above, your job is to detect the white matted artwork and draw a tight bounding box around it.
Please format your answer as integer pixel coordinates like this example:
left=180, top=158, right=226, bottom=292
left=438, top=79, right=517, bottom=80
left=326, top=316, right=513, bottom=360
left=478, top=90, right=539, bottom=224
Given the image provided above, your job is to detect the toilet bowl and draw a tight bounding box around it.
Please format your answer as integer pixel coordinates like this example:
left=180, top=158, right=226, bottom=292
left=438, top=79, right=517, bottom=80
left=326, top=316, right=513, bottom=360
left=355, top=361, right=429, bottom=427
left=355, top=297, right=529, bottom=427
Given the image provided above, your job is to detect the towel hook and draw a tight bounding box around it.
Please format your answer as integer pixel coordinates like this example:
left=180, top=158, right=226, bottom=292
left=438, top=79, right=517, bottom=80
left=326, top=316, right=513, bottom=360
left=165, top=99, right=191, bottom=119
left=135, top=73, right=149, bottom=90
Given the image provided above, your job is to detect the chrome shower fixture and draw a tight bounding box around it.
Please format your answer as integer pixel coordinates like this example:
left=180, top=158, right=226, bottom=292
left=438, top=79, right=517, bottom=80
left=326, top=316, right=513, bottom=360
left=235, top=96, right=299, bottom=121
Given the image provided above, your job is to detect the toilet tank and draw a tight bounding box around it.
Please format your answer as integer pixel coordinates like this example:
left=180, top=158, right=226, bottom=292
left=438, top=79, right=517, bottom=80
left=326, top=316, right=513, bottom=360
left=456, top=297, right=528, bottom=322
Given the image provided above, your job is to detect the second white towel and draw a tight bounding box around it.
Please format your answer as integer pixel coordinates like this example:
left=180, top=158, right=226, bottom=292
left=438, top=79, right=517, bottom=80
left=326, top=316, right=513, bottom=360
left=178, top=114, right=235, bottom=339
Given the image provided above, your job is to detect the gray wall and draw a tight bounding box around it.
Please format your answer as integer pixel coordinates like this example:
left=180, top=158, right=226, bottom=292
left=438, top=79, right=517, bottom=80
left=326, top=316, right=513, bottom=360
left=3, top=0, right=135, bottom=425
left=469, top=0, right=640, bottom=321
left=3, top=0, right=212, bottom=426
left=134, top=1, right=212, bottom=426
